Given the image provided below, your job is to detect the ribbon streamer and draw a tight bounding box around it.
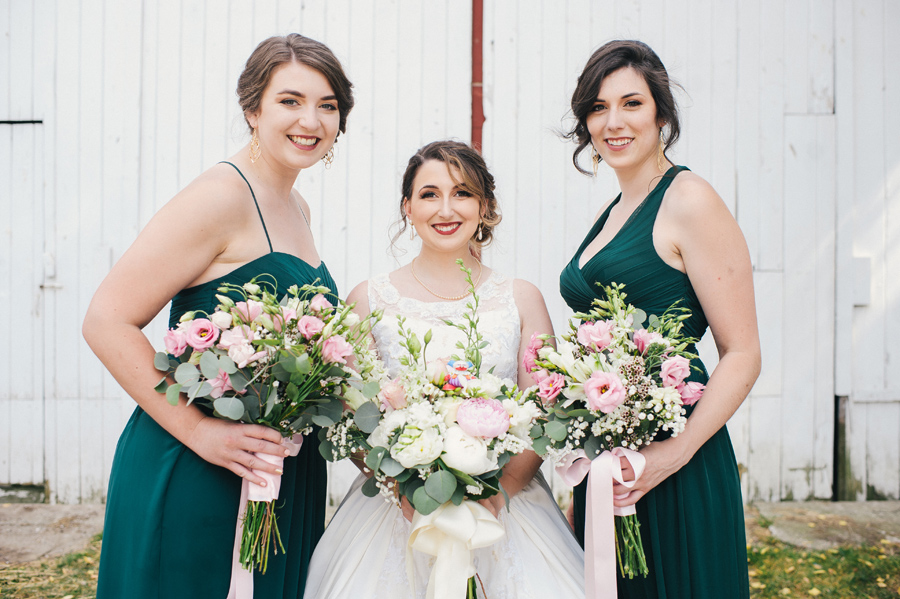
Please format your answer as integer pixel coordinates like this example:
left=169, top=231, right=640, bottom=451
left=407, top=500, right=506, bottom=599
left=226, top=434, right=304, bottom=599
left=556, top=447, right=646, bottom=599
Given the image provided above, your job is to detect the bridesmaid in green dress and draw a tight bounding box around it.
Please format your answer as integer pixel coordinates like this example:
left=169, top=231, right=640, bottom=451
left=82, top=34, right=354, bottom=599
left=559, top=40, right=760, bottom=598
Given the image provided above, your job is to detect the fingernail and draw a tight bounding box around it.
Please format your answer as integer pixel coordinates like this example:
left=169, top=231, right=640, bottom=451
left=275, top=468, right=283, bottom=474
left=284, top=449, right=290, bottom=456
left=259, top=481, right=267, bottom=487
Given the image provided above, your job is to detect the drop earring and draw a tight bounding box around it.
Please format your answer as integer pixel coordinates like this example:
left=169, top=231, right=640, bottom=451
left=476, top=222, right=484, bottom=241
left=409, top=221, right=416, bottom=240
left=657, top=128, right=665, bottom=172
left=249, top=129, right=261, bottom=163
left=591, top=146, right=600, bottom=176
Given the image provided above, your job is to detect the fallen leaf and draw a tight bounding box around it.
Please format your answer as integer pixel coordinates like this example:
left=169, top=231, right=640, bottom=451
left=808, top=589, right=821, bottom=596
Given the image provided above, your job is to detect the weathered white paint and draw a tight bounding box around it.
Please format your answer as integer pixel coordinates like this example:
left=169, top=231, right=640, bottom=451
left=1, top=0, right=898, bottom=504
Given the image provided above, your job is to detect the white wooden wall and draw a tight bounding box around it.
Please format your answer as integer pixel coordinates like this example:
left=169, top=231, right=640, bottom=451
left=1, top=0, right=897, bottom=504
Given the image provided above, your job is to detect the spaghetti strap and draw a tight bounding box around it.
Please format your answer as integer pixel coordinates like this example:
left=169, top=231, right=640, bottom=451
left=219, top=161, right=273, bottom=253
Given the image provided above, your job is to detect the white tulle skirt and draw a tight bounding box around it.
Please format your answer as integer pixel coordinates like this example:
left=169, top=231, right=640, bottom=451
left=303, top=471, right=584, bottom=599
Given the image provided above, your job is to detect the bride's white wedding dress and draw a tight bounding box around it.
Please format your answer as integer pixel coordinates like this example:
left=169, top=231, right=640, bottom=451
left=303, top=271, right=584, bottom=599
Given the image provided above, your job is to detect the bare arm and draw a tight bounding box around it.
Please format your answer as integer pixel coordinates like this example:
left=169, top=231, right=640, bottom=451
left=82, top=169, right=290, bottom=486
left=614, top=173, right=761, bottom=506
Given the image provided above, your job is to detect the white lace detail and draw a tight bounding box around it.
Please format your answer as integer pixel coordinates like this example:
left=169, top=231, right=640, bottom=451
left=367, top=270, right=521, bottom=381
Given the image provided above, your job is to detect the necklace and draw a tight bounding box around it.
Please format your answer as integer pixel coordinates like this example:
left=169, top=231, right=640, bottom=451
left=411, top=257, right=483, bottom=301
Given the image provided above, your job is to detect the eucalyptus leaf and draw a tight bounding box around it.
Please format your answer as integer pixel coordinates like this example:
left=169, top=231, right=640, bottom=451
left=361, top=476, right=379, bottom=497
left=295, top=353, right=311, bottom=375
left=264, top=384, right=277, bottom=417
left=316, top=397, right=345, bottom=423
left=393, top=470, right=413, bottom=483
left=584, top=434, right=604, bottom=458
left=199, top=351, right=220, bottom=380
left=312, top=414, right=337, bottom=427
left=318, top=439, right=335, bottom=461
left=424, top=470, right=457, bottom=504
left=241, top=394, right=260, bottom=420
left=165, top=383, right=183, bottom=406
left=354, top=401, right=383, bottom=434
left=529, top=423, right=544, bottom=439
left=218, top=355, right=237, bottom=374
left=544, top=420, right=568, bottom=442
left=229, top=371, right=249, bottom=392
left=412, top=486, right=441, bottom=515
left=450, top=482, right=465, bottom=505
left=633, top=308, right=647, bottom=327
left=532, top=436, right=551, bottom=455
left=174, top=363, right=200, bottom=386
left=153, top=352, right=171, bottom=372
left=214, top=396, right=245, bottom=420
left=364, top=446, right=387, bottom=473
left=496, top=451, right=511, bottom=470
left=188, top=381, right=213, bottom=401
left=362, top=381, right=381, bottom=399
left=154, top=378, right=169, bottom=394
left=379, top=456, right=404, bottom=477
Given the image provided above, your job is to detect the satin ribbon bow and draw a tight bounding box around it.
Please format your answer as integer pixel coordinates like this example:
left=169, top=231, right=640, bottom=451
left=226, top=434, right=304, bottom=599
left=407, top=499, right=506, bottom=599
left=556, top=446, right=646, bottom=599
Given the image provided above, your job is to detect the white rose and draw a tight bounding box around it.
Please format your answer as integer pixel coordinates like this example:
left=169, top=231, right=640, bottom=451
left=391, top=425, right=443, bottom=468
left=210, top=310, right=234, bottom=330
left=440, top=426, right=498, bottom=475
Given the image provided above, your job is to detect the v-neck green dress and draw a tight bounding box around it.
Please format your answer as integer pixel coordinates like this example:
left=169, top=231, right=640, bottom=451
left=96, top=162, right=336, bottom=599
left=559, top=166, right=749, bottom=598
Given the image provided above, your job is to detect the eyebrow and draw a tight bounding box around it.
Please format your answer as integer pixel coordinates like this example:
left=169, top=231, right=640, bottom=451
left=277, top=89, right=338, bottom=101
left=594, top=92, right=644, bottom=102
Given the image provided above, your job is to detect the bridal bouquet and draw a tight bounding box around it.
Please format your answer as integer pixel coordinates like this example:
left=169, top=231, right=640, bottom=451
left=320, top=261, right=541, bottom=599
left=153, top=275, right=378, bottom=574
left=525, top=282, right=705, bottom=580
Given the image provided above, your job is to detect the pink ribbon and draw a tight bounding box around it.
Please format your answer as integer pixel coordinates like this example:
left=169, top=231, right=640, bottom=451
left=226, top=434, right=304, bottom=599
left=556, top=446, right=645, bottom=599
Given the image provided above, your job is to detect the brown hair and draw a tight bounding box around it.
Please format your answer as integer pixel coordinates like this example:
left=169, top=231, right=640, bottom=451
left=396, top=141, right=501, bottom=250
left=237, top=34, right=354, bottom=135
left=565, top=40, right=681, bottom=176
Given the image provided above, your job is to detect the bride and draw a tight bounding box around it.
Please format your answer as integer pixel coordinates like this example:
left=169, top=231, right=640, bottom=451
left=303, top=141, right=584, bottom=598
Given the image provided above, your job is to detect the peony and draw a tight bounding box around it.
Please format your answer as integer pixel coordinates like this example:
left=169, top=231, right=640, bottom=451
left=584, top=371, right=627, bottom=414
left=633, top=328, right=664, bottom=354
left=576, top=320, right=614, bottom=352
left=536, top=372, right=566, bottom=404
left=661, top=356, right=690, bottom=387
left=391, top=425, right=443, bottom=468
left=309, top=293, right=333, bottom=313
left=321, top=336, right=353, bottom=364
left=185, top=319, right=219, bottom=350
left=296, top=315, right=325, bottom=339
left=208, top=369, right=234, bottom=399
left=456, top=397, right=510, bottom=438
left=677, top=381, right=705, bottom=406
left=441, top=426, right=498, bottom=475
left=379, top=379, right=408, bottom=411
left=163, top=328, right=188, bottom=357
left=210, top=310, right=234, bottom=330
left=233, top=300, right=264, bottom=324
left=522, top=332, right=543, bottom=372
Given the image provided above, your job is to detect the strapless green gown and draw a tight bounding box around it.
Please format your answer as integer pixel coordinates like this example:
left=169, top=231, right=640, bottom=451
left=96, top=162, right=336, bottom=599
left=559, top=166, right=749, bottom=598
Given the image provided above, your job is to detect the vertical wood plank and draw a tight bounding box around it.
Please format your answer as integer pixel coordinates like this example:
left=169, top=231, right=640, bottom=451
left=709, top=0, right=736, bottom=209
left=8, top=0, right=34, bottom=119
left=866, top=404, right=900, bottom=498
left=735, top=0, right=760, bottom=268
left=883, top=0, right=900, bottom=394
left=783, top=0, right=809, bottom=114
left=0, top=125, right=11, bottom=483
left=747, top=395, right=782, bottom=501
left=808, top=0, right=835, bottom=114
left=201, top=0, right=230, bottom=170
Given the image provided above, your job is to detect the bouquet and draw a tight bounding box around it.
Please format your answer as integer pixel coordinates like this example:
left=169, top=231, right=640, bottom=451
left=320, top=261, right=542, bottom=599
left=153, top=275, right=378, bottom=574
left=525, top=282, right=705, bottom=581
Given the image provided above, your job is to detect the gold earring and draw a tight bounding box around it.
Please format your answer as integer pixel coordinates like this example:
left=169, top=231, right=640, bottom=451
left=476, top=222, right=484, bottom=241
left=591, top=146, right=600, bottom=176
left=249, top=130, right=261, bottom=163
left=657, top=129, right=665, bottom=172
left=322, top=148, right=334, bottom=168
left=409, top=221, right=416, bottom=240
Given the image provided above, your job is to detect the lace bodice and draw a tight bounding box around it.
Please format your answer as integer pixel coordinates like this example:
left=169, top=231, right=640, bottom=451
left=367, top=270, right=522, bottom=382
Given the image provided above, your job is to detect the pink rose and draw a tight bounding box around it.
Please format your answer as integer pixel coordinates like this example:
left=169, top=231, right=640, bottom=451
left=164, top=328, right=188, bottom=357
left=296, top=315, right=325, bottom=339
left=456, top=397, right=510, bottom=439
left=309, top=293, right=333, bottom=313
left=584, top=371, right=627, bottom=413
left=523, top=332, right=544, bottom=372
left=321, top=335, right=353, bottom=364
left=208, top=369, right=234, bottom=399
left=661, top=356, right=691, bottom=387
left=379, top=379, right=408, bottom=411
left=273, top=307, right=298, bottom=332
left=633, top=329, right=664, bottom=354
left=185, top=319, right=219, bottom=350
left=536, top=372, right=566, bottom=405
left=218, top=325, right=253, bottom=350
left=576, top=320, right=614, bottom=352
left=233, top=300, right=264, bottom=324
left=677, top=381, right=705, bottom=406
left=530, top=369, right=550, bottom=384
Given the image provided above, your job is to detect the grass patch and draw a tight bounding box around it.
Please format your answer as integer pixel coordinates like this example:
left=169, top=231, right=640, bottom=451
left=749, top=537, right=900, bottom=598
left=0, top=533, right=100, bottom=599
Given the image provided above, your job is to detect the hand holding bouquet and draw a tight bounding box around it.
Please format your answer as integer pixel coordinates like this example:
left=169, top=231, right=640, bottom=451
left=154, top=275, right=379, bottom=574
left=526, top=282, right=704, bottom=583
left=321, top=261, right=542, bottom=599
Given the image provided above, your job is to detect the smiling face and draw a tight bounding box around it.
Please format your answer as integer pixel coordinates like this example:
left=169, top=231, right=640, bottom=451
left=404, top=159, right=482, bottom=253
left=586, top=66, right=663, bottom=174
left=246, top=61, right=340, bottom=171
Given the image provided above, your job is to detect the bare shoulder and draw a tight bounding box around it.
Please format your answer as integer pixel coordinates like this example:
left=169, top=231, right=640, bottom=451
left=512, top=278, right=548, bottom=312
left=593, top=196, right=619, bottom=222
left=662, top=170, right=730, bottom=223
left=164, top=162, right=256, bottom=217
left=346, top=279, right=370, bottom=312
left=291, top=188, right=313, bottom=223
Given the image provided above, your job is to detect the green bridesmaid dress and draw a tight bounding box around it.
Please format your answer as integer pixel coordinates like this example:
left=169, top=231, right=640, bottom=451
left=96, top=162, right=335, bottom=599
left=559, top=166, right=749, bottom=598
